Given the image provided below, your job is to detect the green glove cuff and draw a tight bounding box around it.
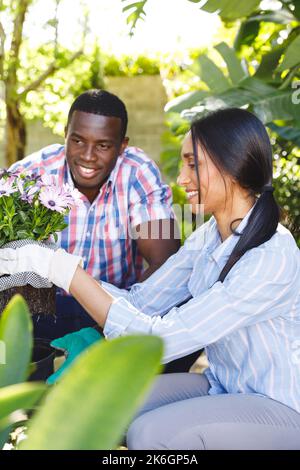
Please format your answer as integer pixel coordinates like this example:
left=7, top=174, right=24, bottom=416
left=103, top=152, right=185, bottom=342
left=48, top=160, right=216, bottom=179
left=46, top=327, right=103, bottom=385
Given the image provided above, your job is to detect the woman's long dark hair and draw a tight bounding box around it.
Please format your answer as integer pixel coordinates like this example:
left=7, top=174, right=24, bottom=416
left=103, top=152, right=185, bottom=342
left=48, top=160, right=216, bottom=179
left=190, top=108, right=280, bottom=283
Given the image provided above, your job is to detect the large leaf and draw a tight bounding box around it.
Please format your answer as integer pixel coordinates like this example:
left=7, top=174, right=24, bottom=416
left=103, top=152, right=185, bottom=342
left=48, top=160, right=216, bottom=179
left=0, top=418, right=11, bottom=450
left=215, top=42, right=247, bottom=85
left=234, top=20, right=260, bottom=50
left=180, top=88, right=258, bottom=121
left=248, top=10, right=297, bottom=24
left=255, top=44, right=287, bottom=79
left=197, top=55, right=231, bottom=93
left=165, top=90, right=209, bottom=113
left=268, top=122, right=300, bottom=146
left=179, top=82, right=300, bottom=127
left=253, top=90, right=300, bottom=123
left=21, top=335, right=163, bottom=450
left=277, top=35, right=300, bottom=71
left=0, top=383, right=46, bottom=421
left=239, top=76, right=277, bottom=96
left=200, top=0, right=261, bottom=20
left=294, top=0, right=300, bottom=20
left=0, top=295, right=32, bottom=388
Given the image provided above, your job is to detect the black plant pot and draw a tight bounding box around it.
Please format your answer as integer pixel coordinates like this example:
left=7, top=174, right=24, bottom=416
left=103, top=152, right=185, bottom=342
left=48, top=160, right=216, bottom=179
left=29, top=338, right=55, bottom=382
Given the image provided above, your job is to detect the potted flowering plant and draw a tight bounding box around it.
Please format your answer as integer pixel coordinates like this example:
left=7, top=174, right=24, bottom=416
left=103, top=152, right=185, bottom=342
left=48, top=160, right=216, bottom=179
left=0, top=169, right=81, bottom=316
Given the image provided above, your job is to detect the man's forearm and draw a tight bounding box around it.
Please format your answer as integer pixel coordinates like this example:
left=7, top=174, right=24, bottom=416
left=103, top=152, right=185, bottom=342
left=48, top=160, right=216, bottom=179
left=139, top=263, right=162, bottom=282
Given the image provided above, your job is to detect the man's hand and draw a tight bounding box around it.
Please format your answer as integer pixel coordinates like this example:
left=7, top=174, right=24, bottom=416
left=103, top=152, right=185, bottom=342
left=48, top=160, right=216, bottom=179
left=47, top=327, right=103, bottom=384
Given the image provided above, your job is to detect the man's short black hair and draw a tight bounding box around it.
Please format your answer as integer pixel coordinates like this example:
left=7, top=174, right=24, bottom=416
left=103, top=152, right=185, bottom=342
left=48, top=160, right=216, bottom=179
left=67, top=89, right=128, bottom=139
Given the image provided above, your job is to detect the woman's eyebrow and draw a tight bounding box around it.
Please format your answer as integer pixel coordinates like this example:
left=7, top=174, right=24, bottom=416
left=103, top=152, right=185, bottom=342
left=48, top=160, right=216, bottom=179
left=183, top=152, right=194, bottom=158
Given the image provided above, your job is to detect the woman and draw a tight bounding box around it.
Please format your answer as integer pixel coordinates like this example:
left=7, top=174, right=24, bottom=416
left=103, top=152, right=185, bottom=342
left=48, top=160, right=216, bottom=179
left=1, top=108, right=300, bottom=449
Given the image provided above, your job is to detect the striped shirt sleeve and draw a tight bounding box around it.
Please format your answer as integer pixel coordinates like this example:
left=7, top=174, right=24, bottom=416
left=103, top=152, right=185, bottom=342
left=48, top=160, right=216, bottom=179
left=101, top=240, right=195, bottom=317
left=9, top=145, right=63, bottom=174
left=104, top=247, right=299, bottom=363
left=129, top=160, right=174, bottom=228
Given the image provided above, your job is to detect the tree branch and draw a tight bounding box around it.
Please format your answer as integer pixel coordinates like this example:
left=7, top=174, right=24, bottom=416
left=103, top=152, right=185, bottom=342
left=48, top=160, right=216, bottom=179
left=0, top=21, right=5, bottom=80
left=10, top=0, right=31, bottom=61
left=6, top=0, right=31, bottom=88
left=19, top=49, right=83, bottom=97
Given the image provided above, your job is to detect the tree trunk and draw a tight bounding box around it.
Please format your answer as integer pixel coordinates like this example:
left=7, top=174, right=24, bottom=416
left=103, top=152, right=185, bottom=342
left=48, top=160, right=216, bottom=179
left=5, top=100, right=27, bottom=166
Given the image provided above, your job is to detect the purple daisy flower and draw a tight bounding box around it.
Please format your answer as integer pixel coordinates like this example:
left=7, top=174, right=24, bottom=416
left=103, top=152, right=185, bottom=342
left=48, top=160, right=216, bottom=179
left=16, top=177, right=40, bottom=203
left=40, top=173, right=56, bottom=187
left=62, top=183, right=83, bottom=208
left=0, top=168, right=22, bottom=179
left=39, top=187, right=69, bottom=213
left=0, top=178, right=18, bottom=197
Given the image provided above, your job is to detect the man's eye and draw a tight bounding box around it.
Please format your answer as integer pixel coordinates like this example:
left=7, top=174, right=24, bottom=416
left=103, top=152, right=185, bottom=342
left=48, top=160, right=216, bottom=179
left=96, top=144, right=109, bottom=150
left=72, top=139, right=82, bottom=144
left=188, top=164, right=195, bottom=168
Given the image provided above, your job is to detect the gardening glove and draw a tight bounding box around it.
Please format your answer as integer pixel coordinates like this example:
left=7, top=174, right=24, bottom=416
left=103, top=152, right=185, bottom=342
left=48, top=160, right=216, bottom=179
left=46, top=327, right=103, bottom=385
left=0, top=245, right=83, bottom=293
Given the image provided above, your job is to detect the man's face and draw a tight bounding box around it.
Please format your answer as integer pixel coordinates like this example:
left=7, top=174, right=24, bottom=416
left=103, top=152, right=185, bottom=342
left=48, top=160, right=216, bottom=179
left=65, top=111, right=128, bottom=200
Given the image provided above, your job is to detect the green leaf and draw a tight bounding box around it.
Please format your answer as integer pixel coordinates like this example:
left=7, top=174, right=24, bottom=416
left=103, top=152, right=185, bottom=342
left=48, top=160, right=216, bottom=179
left=294, top=0, right=300, bottom=20
left=197, top=55, right=231, bottom=93
left=122, top=1, right=144, bottom=12
left=239, top=76, right=277, bottom=96
left=2, top=227, right=9, bottom=237
left=0, top=383, right=46, bottom=421
left=0, top=295, right=33, bottom=388
left=0, top=418, right=11, bottom=450
left=215, top=42, right=247, bottom=85
left=180, top=88, right=255, bottom=122
left=234, top=20, right=260, bottom=50
left=18, top=211, right=28, bottom=223
left=32, top=227, right=44, bottom=235
left=253, top=90, right=300, bottom=123
left=165, top=90, right=209, bottom=113
left=200, top=0, right=261, bottom=20
left=268, top=122, right=300, bottom=146
left=121, top=1, right=147, bottom=34
left=277, top=35, right=300, bottom=71
left=248, top=10, right=296, bottom=24
left=16, top=230, right=30, bottom=239
left=21, top=335, right=163, bottom=450
left=177, top=79, right=300, bottom=126
left=255, top=45, right=287, bottom=79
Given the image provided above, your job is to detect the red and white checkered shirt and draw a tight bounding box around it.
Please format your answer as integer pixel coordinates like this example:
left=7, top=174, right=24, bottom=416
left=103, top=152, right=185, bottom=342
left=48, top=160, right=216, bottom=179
left=10, top=144, right=175, bottom=289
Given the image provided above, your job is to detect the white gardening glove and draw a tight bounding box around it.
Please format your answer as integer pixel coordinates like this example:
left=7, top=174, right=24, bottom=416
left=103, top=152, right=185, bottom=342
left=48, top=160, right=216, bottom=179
left=0, top=245, right=83, bottom=293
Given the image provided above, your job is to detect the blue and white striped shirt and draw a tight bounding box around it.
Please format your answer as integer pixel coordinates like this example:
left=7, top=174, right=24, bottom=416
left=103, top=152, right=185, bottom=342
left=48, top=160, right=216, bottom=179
left=103, top=209, right=300, bottom=413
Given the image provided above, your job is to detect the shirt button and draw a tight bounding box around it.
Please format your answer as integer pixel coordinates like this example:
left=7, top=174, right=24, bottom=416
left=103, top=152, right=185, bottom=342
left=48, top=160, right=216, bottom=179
left=86, top=232, right=91, bottom=237
left=83, top=256, right=87, bottom=262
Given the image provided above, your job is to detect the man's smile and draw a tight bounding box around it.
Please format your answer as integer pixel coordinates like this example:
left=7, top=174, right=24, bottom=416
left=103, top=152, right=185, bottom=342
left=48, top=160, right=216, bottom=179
left=75, top=164, right=101, bottom=179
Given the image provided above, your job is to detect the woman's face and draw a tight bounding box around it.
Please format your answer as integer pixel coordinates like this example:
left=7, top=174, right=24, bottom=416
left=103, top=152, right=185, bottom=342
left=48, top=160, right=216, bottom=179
left=177, top=132, right=232, bottom=215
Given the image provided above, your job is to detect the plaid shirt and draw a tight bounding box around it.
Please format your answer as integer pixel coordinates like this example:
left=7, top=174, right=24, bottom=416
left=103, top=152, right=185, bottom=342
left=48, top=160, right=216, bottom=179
left=10, top=144, right=175, bottom=289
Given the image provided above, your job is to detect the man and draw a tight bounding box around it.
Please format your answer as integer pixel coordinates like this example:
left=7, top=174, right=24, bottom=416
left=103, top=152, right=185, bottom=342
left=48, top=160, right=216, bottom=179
left=10, top=89, right=180, bottom=339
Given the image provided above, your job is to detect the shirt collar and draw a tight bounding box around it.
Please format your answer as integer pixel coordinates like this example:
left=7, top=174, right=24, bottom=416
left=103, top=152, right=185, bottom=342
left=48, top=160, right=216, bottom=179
left=208, top=204, right=256, bottom=270
left=62, top=147, right=125, bottom=197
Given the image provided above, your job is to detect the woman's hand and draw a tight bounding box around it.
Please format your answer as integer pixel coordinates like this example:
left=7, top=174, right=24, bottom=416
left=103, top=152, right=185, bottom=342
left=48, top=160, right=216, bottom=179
left=0, top=245, right=83, bottom=293
left=0, top=244, right=113, bottom=327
